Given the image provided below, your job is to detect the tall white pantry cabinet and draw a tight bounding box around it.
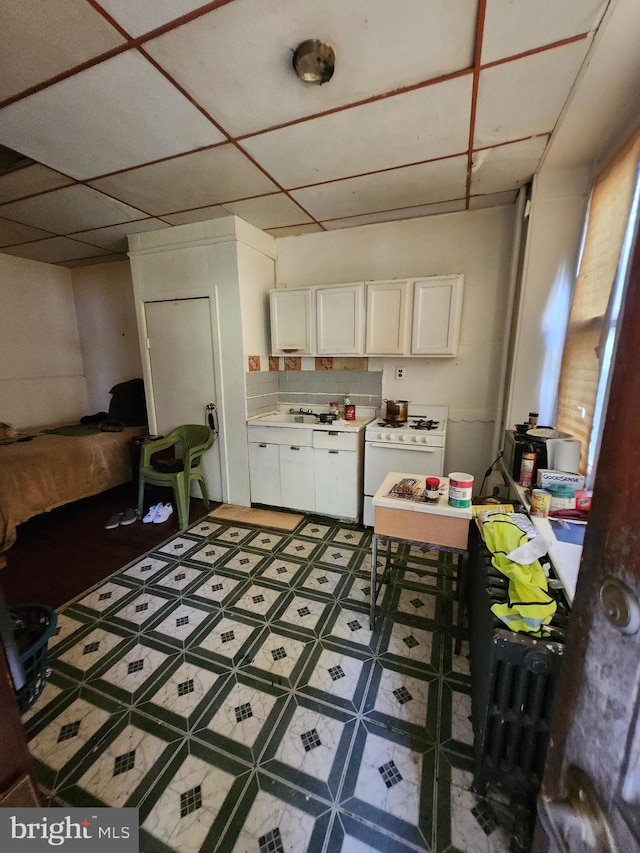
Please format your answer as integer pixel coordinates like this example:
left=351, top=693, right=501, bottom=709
left=128, top=215, right=276, bottom=509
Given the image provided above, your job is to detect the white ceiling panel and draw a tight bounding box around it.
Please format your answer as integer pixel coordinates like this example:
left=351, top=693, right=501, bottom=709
left=146, top=0, right=477, bottom=137
left=0, top=51, right=226, bottom=180
left=61, top=254, right=128, bottom=268
left=291, top=157, right=468, bottom=221
left=90, top=145, right=279, bottom=215
left=221, top=194, right=314, bottom=230
left=1, top=236, right=110, bottom=264
left=265, top=223, right=324, bottom=237
left=0, top=185, right=148, bottom=233
left=0, top=217, right=52, bottom=248
left=469, top=190, right=518, bottom=209
left=72, top=219, right=171, bottom=253
left=0, top=1, right=637, bottom=263
left=161, top=205, right=229, bottom=227
left=474, top=40, right=592, bottom=148
left=471, top=136, right=549, bottom=195
left=0, top=0, right=125, bottom=103
left=0, top=164, right=73, bottom=204
left=321, top=199, right=467, bottom=230
left=482, top=0, right=607, bottom=65
left=243, top=77, right=473, bottom=189
left=97, top=0, right=213, bottom=38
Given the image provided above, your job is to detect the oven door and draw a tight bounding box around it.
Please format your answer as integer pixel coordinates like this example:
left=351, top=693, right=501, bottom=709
left=363, top=441, right=444, bottom=526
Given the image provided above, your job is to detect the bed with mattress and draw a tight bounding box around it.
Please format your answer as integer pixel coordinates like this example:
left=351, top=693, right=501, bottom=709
left=0, top=424, right=146, bottom=554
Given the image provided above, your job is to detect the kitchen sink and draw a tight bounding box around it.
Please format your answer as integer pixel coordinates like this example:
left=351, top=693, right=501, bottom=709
left=250, top=413, right=318, bottom=425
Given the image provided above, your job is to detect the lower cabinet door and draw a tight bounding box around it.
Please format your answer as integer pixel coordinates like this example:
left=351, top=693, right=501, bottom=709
left=314, top=449, right=359, bottom=520
left=248, top=442, right=282, bottom=506
left=280, top=445, right=316, bottom=512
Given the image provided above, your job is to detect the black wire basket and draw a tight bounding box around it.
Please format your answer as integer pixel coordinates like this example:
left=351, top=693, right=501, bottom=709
left=9, top=605, right=58, bottom=713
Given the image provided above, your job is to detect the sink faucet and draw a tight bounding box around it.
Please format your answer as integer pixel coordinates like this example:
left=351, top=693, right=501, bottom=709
left=298, top=408, right=313, bottom=415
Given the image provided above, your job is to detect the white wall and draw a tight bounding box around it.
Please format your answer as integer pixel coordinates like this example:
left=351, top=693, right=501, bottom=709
left=72, top=260, right=143, bottom=415
left=0, top=253, right=87, bottom=429
left=275, top=206, right=516, bottom=487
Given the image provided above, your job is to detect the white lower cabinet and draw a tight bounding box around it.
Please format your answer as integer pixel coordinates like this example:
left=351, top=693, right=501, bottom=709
left=280, top=444, right=315, bottom=512
left=247, top=441, right=281, bottom=506
left=248, top=426, right=363, bottom=520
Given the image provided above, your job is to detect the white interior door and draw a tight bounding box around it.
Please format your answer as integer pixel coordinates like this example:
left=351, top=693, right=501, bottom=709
left=144, top=297, right=222, bottom=502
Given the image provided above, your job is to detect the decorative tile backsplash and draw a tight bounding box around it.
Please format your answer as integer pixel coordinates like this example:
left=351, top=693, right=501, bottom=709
left=284, top=357, right=301, bottom=371
left=248, top=356, right=261, bottom=372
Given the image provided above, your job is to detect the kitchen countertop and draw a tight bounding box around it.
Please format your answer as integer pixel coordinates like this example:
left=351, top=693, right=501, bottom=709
left=247, top=405, right=378, bottom=432
left=372, top=472, right=473, bottom=519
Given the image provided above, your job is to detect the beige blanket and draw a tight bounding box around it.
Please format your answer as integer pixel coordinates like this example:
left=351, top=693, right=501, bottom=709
left=0, top=426, right=145, bottom=553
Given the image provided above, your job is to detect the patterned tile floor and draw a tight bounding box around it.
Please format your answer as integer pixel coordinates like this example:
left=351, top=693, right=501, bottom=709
left=24, top=513, right=533, bottom=852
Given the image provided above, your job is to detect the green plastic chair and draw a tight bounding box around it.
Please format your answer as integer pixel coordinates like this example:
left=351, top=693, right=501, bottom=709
left=137, top=425, right=216, bottom=530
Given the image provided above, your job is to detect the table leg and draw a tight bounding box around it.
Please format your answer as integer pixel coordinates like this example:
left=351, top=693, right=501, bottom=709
left=454, top=551, right=468, bottom=655
left=370, top=534, right=378, bottom=630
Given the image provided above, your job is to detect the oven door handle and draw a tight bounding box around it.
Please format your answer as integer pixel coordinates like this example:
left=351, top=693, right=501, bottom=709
left=367, top=441, right=438, bottom=451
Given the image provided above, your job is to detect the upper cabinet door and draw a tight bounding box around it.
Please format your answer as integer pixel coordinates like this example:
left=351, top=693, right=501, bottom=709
left=270, top=289, right=313, bottom=354
left=365, top=280, right=409, bottom=355
left=410, top=275, right=464, bottom=356
left=316, top=284, right=364, bottom=355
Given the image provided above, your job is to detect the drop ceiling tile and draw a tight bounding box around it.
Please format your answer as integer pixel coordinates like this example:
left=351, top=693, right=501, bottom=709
left=145, top=0, right=477, bottom=136
left=0, top=51, right=226, bottom=180
left=469, top=190, right=518, bottom=209
left=243, top=76, right=473, bottom=189
left=0, top=0, right=126, bottom=103
left=265, top=223, right=324, bottom=237
left=90, top=145, right=279, bottom=215
left=290, top=156, right=468, bottom=221
left=71, top=218, right=171, bottom=253
left=97, top=0, right=213, bottom=37
left=471, top=136, right=549, bottom=195
left=161, top=205, right=229, bottom=226
left=482, top=0, right=607, bottom=65
left=0, top=185, right=148, bottom=233
left=61, top=254, right=128, bottom=268
left=221, top=194, right=314, bottom=229
left=474, top=41, right=591, bottom=148
left=0, top=217, right=52, bottom=248
left=0, top=165, right=73, bottom=204
left=1, top=237, right=111, bottom=264
left=321, top=199, right=467, bottom=230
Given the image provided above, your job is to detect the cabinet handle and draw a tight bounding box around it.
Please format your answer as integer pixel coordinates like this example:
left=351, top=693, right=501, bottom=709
left=259, top=443, right=267, bottom=448
left=290, top=446, right=300, bottom=451
left=329, top=450, right=339, bottom=454
left=328, top=431, right=339, bottom=436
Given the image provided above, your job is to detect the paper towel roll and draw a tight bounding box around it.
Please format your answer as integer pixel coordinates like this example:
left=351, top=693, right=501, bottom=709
left=548, top=438, right=581, bottom=473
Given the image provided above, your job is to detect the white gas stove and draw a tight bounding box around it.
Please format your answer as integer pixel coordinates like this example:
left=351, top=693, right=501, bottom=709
left=363, top=404, right=448, bottom=526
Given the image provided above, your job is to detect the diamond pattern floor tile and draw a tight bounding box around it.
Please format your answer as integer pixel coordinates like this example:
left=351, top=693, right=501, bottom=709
left=27, top=513, right=532, bottom=852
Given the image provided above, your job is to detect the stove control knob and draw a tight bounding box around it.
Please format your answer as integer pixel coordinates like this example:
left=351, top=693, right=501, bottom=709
left=377, top=433, right=384, bottom=440
left=398, top=434, right=405, bottom=442
left=421, top=436, right=428, bottom=444
left=386, top=433, right=393, bottom=441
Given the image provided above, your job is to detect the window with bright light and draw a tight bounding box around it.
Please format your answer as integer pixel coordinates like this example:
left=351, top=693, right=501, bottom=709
left=555, top=131, right=640, bottom=486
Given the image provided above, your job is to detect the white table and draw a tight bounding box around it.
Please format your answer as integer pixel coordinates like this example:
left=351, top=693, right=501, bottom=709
left=370, top=472, right=472, bottom=652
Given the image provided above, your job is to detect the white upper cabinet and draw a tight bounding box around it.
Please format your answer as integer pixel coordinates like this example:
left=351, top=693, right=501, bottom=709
left=270, top=288, right=313, bottom=354
left=410, top=275, right=463, bottom=356
left=315, top=283, right=364, bottom=355
left=365, top=280, right=409, bottom=355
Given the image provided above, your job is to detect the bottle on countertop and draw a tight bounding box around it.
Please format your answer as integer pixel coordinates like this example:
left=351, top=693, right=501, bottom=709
left=343, top=394, right=356, bottom=421
left=519, top=441, right=537, bottom=488
left=329, top=401, right=339, bottom=417
left=528, top=411, right=539, bottom=429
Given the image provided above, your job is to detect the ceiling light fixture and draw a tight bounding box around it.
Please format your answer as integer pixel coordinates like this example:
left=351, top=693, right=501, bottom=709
left=292, top=40, right=335, bottom=85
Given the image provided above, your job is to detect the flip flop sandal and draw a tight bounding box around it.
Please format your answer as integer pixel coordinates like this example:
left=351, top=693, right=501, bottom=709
left=104, top=512, right=124, bottom=530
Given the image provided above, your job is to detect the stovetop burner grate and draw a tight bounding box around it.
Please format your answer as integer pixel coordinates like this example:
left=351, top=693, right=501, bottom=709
left=410, top=419, right=440, bottom=430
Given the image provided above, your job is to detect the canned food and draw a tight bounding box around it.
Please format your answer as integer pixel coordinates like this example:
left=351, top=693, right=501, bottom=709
left=530, top=488, right=551, bottom=517
left=547, top=485, right=576, bottom=511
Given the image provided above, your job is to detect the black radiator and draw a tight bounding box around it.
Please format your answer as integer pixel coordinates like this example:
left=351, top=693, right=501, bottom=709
left=467, top=522, right=570, bottom=799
